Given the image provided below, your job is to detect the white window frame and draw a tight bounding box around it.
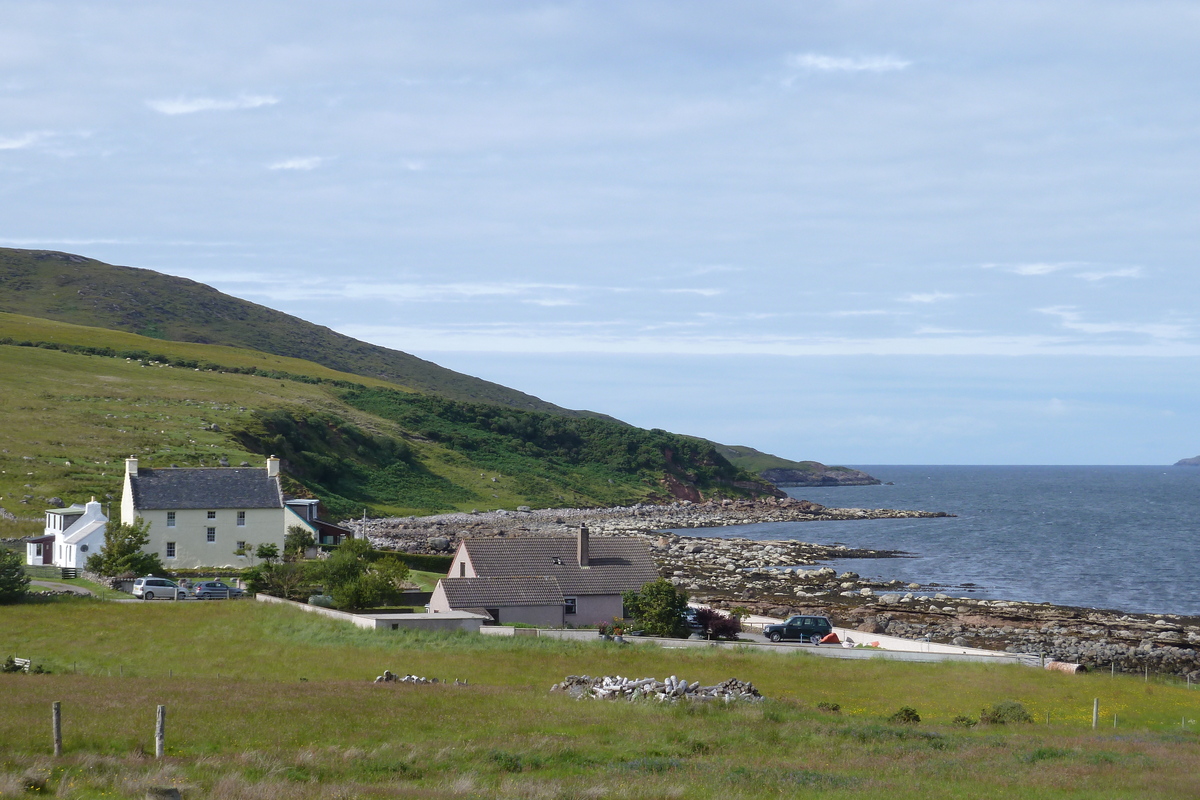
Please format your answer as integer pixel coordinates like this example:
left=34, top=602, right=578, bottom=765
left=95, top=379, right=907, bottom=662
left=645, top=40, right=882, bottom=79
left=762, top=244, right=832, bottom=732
left=166, top=511, right=176, bottom=528
left=564, top=597, right=577, bottom=615
left=207, top=510, right=216, bottom=520
left=166, top=542, right=176, bottom=559
left=206, top=527, right=216, bottom=543
left=236, top=511, right=246, bottom=527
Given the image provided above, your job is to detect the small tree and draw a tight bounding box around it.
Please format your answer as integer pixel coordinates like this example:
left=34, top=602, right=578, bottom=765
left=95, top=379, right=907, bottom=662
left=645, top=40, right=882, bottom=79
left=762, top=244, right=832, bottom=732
left=314, top=539, right=410, bottom=610
left=622, top=578, right=689, bottom=637
left=245, top=560, right=312, bottom=601
left=284, top=525, right=315, bottom=559
left=86, top=518, right=164, bottom=577
left=0, top=549, right=30, bottom=603
left=255, top=543, right=280, bottom=565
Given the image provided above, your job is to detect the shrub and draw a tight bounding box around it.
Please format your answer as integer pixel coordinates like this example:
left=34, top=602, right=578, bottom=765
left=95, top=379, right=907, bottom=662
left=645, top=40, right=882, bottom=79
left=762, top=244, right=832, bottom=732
left=816, top=702, right=841, bottom=714
left=694, top=607, right=742, bottom=640
left=980, top=700, right=1033, bottom=725
left=888, top=707, right=921, bottom=725
left=951, top=715, right=978, bottom=728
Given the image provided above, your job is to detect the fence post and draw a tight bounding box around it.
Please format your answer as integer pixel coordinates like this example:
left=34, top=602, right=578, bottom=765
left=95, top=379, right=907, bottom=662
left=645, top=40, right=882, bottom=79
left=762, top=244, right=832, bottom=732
left=1092, top=698, right=1098, bottom=730
left=155, top=705, right=165, bottom=759
left=52, top=702, right=62, bottom=757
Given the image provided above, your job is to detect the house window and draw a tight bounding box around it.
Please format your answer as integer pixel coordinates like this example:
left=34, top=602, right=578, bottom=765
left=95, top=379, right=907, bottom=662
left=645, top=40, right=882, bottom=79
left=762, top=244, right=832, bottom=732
left=459, top=561, right=466, bottom=577
left=166, top=512, right=176, bottom=528
left=206, top=527, right=216, bottom=543
left=236, top=541, right=246, bottom=553
left=207, top=510, right=216, bottom=520
left=166, top=542, right=176, bottom=559
left=237, top=511, right=246, bottom=527
left=564, top=597, right=577, bottom=615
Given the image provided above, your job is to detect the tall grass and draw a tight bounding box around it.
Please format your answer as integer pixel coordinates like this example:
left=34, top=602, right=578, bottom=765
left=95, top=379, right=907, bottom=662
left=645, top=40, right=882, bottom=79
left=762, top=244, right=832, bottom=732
left=1, top=601, right=1199, bottom=798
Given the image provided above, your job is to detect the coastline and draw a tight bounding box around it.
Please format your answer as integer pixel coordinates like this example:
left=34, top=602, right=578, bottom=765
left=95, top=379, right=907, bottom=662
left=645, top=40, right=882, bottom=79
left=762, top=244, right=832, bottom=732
left=360, top=498, right=1200, bottom=679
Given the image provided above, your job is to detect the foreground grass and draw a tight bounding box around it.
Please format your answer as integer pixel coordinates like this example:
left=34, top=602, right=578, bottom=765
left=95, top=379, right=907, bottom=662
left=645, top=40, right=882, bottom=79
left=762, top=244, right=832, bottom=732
left=2, top=601, right=1199, bottom=799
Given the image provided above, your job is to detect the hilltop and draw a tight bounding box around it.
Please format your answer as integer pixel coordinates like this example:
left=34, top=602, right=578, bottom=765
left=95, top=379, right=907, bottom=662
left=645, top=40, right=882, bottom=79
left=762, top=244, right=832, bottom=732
left=0, top=248, right=578, bottom=414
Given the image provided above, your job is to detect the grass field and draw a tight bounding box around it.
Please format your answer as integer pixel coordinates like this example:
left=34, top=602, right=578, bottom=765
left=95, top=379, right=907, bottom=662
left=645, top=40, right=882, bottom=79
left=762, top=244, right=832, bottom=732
left=2, top=599, right=1199, bottom=799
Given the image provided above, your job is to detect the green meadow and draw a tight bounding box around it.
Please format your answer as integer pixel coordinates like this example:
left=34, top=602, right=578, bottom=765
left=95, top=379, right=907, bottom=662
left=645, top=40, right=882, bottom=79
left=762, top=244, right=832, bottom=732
left=3, top=599, right=1199, bottom=799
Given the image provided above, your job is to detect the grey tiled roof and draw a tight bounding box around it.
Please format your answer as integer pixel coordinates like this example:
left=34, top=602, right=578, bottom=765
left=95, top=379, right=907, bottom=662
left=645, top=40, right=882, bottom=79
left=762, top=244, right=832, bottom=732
left=462, top=537, right=659, bottom=596
left=129, top=468, right=283, bottom=510
left=439, top=576, right=564, bottom=608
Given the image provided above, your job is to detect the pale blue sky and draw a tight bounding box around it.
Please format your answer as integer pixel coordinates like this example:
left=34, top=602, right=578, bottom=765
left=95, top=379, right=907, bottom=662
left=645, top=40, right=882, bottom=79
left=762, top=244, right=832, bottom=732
left=2, top=1, right=1198, bottom=463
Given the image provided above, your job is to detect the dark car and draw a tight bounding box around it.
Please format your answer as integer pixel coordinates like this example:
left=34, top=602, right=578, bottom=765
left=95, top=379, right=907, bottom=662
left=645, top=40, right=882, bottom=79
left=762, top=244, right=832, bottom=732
left=763, top=615, right=833, bottom=644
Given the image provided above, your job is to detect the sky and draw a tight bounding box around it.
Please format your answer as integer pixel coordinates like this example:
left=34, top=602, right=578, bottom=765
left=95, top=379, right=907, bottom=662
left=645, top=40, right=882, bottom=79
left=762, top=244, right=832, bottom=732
left=2, top=1, right=1198, bottom=465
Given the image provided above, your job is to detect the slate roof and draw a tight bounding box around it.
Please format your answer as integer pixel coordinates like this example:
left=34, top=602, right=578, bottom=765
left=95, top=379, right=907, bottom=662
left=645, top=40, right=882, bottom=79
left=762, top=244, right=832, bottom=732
left=461, top=536, right=659, bottom=596
left=129, top=468, right=283, bottom=510
left=438, top=576, right=564, bottom=608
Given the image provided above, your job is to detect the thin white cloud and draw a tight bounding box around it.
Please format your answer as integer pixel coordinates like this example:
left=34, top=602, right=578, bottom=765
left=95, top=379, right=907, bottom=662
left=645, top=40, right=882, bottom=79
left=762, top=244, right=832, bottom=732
left=826, top=309, right=894, bottom=317
left=340, top=322, right=1200, bottom=358
left=1038, top=306, right=1189, bottom=339
left=1010, top=262, right=1071, bottom=276
left=1075, top=267, right=1142, bottom=281
left=0, top=132, right=41, bottom=150
left=146, top=94, right=280, bottom=115
left=899, top=291, right=955, bottom=303
left=663, top=288, right=723, bottom=297
left=786, top=53, right=911, bottom=73
left=268, top=156, right=323, bottom=171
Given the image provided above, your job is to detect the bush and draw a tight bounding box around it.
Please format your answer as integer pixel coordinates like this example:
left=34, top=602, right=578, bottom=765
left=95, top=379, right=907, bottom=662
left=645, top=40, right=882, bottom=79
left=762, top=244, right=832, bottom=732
left=816, top=702, right=840, bottom=714
left=888, top=707, right=921, bottom=725
left=951, top=715, right=978, bottom=728
left=0, top=549, right=30, bottom=603
left=694, top=607, right=742, bottom=640
left=980, top=700, right=1033, bottom=725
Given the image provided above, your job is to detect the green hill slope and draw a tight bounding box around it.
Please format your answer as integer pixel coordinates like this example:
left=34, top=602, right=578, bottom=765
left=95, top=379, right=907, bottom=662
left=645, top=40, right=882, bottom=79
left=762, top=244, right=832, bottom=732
left=0, top=313, right=777, bottom=536
left=0, top=248, right=583, bottom=414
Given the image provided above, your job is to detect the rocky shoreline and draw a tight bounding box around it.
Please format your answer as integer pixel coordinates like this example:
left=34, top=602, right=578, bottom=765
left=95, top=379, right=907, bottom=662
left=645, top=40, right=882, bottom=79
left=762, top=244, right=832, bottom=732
left=358, top=498, right=1200, bottom=680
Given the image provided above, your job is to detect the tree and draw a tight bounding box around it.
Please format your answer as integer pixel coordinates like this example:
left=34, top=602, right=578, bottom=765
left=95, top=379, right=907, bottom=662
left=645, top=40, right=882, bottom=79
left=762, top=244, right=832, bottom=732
left=245, top=560, right=312, bottom=601
left=313, top=539, right=410, bottom=610
left=86, top=518, right=164, bottom=577
left=0, top=549, right=30, bottom=603
left=622, top=578, right=690, bottom=637
left=255, top=543, right=280, bottom=564
left=284, top=525, right=315, bottom=559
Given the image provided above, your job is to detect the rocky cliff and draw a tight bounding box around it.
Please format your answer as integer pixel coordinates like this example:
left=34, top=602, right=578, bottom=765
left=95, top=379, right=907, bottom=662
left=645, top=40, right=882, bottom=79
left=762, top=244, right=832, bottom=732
left=760, top=466, right=881, bottom=487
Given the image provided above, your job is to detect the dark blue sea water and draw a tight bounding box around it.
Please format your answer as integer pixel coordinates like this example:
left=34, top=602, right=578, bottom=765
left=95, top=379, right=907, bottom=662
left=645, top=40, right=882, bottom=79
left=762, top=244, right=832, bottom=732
left=685, top=466, right=1200, bottom=616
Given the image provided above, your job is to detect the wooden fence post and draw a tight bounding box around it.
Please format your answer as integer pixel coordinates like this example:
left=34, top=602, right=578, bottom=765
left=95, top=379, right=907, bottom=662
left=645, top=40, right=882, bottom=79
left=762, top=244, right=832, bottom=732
left=1092, top=698, right=1099, bottom=730
left=155, top=705, right=165, bottom=759
left=52, top=702, right=62, bottom=757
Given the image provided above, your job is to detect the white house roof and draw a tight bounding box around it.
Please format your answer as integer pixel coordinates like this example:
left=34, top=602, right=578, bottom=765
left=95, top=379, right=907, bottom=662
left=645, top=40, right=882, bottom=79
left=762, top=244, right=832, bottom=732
left=63, top=517, right=106, bottom=545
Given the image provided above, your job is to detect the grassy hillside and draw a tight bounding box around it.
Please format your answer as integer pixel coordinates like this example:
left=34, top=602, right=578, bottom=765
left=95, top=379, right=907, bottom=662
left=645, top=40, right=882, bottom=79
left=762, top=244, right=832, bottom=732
left=0, top=313, right=775, bottom=535
left=0, top=247, right=585, bottom=414
left=2, top=600, right=1199, bottom=799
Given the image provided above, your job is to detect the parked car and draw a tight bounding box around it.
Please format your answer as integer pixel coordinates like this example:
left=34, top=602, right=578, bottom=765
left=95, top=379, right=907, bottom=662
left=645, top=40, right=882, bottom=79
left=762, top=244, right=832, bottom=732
left=763, top=615, right=833, bottom=644
left=192, top=581, right=243, bottom=600
left=132, top=577, right=186, bottom=601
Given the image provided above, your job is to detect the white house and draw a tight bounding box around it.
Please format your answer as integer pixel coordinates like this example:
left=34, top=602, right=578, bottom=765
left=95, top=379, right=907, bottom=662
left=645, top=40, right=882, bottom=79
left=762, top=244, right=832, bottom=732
left=26, top=498, right=108, bottom=570
left=121, top=455, right=333, bottom=569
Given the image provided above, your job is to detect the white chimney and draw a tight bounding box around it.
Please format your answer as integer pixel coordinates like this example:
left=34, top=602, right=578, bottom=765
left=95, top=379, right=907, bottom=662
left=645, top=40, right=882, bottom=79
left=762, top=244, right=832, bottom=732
left=577, top=524, right=589, bottom=567
left=266, top=455, right=280, bottom=478
left=125, top=456, right=138, bottom=476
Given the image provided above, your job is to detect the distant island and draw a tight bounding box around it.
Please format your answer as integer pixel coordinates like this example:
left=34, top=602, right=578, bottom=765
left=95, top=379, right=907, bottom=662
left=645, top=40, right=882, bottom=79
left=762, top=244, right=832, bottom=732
left=1174, top=455, right=1200, bottom=466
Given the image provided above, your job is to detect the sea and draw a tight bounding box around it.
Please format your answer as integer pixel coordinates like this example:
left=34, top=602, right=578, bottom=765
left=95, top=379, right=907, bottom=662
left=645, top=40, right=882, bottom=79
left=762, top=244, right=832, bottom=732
left=676, top=465, right=1200, bottom=617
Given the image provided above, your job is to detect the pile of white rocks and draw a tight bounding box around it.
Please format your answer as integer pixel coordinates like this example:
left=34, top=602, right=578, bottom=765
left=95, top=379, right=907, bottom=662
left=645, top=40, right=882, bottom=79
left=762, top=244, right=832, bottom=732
left=373, top=670, right=461, bottom=685
left=550, top=674, right=763, bottom=703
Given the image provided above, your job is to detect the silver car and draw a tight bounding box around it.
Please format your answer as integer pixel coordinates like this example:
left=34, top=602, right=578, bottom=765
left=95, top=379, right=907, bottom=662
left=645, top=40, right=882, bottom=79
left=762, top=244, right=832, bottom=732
left=192, top=580, right=243, bottom=600
left=132, top=577, right=186, bottom=601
